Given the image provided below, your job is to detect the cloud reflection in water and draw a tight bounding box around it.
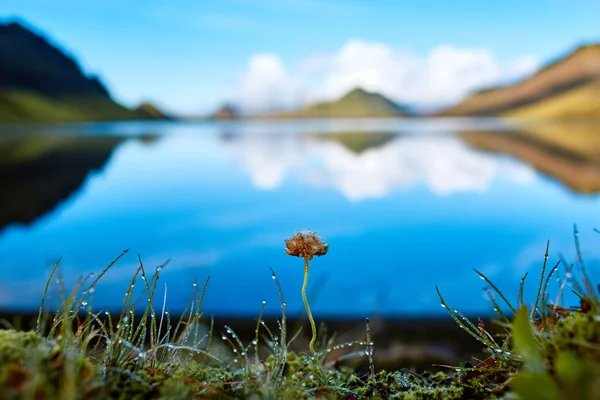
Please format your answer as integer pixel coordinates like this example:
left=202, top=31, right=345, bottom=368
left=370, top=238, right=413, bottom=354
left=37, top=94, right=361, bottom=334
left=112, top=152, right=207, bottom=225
left=222, top=131, right=536, bottom=201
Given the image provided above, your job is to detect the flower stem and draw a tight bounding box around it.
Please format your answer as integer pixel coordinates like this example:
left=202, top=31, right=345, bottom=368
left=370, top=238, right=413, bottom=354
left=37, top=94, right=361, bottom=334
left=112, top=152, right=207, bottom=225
left=302, top=257, right=317, bottom=354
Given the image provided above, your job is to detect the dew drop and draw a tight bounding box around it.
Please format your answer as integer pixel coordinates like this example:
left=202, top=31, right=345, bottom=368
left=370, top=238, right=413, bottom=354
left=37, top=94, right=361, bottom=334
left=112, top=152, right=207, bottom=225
left=82, top=301, right=88, bottom=306
left=104, top=311, right=109, bottom=315
left=156, top=267, right=162, bottom=272
left=233, top=359, right=238, bottom=363
left=193, top=281, right=197, bottom=287
left=309, top=375, right=314, bottom=380
left=252, top=339, right=258, bottom=345
left=262, top=300, right=267, bottom=305
left=441, top=304, right=447, bottom=308
left=271, top=274, right=276, bottom=280
left=221, top=335, right=227, bottom=341
left=123, top=316, right=129, bottom=323
left=88, top=287, right=96, bottom=294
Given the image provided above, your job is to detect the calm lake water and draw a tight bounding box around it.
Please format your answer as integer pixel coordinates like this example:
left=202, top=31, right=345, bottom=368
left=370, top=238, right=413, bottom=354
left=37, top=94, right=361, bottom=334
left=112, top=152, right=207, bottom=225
left=0, top=118, right=598, bottom=318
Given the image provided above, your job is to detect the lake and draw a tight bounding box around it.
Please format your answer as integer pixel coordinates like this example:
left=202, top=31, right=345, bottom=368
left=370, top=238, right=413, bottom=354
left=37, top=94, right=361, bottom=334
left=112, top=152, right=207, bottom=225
left=0, top=118, right=599, bottom=318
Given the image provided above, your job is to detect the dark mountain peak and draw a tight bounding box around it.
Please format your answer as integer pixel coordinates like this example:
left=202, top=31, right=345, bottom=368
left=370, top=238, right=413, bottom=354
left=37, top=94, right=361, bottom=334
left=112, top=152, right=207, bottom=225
left=211, top=103, right=241, bottom=120
left=0, top=20, right=109, bottom=98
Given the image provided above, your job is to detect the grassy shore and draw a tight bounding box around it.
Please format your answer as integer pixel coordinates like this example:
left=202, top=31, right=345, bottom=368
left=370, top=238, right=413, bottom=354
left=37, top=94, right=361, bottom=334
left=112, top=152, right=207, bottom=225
left=1, top=229, right=599, bottom=399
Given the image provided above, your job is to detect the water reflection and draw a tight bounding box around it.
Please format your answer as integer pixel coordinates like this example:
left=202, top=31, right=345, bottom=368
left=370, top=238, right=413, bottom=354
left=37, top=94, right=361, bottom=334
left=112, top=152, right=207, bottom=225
left=461, top=121, right=600, bottom=193
left=0, top=120, right=598, bottom=316
left=222, top=130, right=535, bottom=201
left=0, top=134, right=124, bottom=230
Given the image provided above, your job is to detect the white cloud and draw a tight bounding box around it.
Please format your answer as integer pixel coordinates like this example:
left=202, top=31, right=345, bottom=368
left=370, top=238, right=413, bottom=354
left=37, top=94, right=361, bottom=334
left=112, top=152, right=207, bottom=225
left=223, top=132, right=535, bottom=201
left=230, top=54, right=302, bottom=114
left=229, top=40, right=540, bottom=113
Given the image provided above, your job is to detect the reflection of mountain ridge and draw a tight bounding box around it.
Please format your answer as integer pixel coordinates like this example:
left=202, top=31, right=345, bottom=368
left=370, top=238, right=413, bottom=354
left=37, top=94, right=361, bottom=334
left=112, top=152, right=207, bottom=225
left=460, top=124, right=600, bottom=193
left=308, top=131, right=397, bottom=154
left=0, top=135, right=124, bottom=230
left=221, top=130, right=534, bottom=200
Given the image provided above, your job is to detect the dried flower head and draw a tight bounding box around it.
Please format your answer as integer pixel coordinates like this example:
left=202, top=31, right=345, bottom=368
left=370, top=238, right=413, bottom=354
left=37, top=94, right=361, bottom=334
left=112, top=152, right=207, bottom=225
left=284, top=230, right=329, bottom=260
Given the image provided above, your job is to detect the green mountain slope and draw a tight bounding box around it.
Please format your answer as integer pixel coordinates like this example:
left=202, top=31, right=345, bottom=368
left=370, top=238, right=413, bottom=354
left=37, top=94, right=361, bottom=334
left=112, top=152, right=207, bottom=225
left=0, top=21, right=161, bottom=123
left=271, top=88, right=410, bottom=118
left=438, top=44, right=600, bottom=117
left=504, top=79, right=600, bottom=118
left=135, top=102, right=174, bottom=120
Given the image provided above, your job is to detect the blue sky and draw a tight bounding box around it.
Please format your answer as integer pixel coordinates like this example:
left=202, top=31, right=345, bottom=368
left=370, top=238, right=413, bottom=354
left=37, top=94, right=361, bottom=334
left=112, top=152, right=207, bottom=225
left=3, top=0, right=600, bottom=115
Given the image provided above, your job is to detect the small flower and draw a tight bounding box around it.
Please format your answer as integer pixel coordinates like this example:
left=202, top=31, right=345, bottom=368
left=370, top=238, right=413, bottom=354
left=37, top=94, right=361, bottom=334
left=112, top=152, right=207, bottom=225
left=284, top=230, right=329, bottom=260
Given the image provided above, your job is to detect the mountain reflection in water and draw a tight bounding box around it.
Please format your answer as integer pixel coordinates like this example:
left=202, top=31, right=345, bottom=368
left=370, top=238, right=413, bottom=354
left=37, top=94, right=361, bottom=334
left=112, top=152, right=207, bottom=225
left=0, top=119, right=598, bottom=316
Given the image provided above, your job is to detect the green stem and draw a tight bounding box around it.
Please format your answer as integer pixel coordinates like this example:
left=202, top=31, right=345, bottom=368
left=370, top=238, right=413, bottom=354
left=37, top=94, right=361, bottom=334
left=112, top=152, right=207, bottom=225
left=302, top=257, right=317, bottom=354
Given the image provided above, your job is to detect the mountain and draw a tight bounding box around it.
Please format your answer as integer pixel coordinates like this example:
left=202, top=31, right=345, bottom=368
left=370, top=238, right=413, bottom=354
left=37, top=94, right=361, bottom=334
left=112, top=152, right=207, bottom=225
left=135, top=102, right=174, bottom=120
left=270, top=88, right=410, bottom=118
left=438, top=44, right=600, bottom=117
left=0, top=21, right=163, bottom=123
left=210, top=103, right=241, bottom=120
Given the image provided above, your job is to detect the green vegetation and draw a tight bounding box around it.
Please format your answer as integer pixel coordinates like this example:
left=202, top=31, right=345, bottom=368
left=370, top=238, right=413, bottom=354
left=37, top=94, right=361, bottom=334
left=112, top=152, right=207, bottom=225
left=0, top=90, right=151, bottom=123
left=270, top=88, right=410, bottom=118
left=0, top=21, right=166, bottom=123
left=1, top=228, right=599, bottom=399
left=135, top=103, right=174, bottom=120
